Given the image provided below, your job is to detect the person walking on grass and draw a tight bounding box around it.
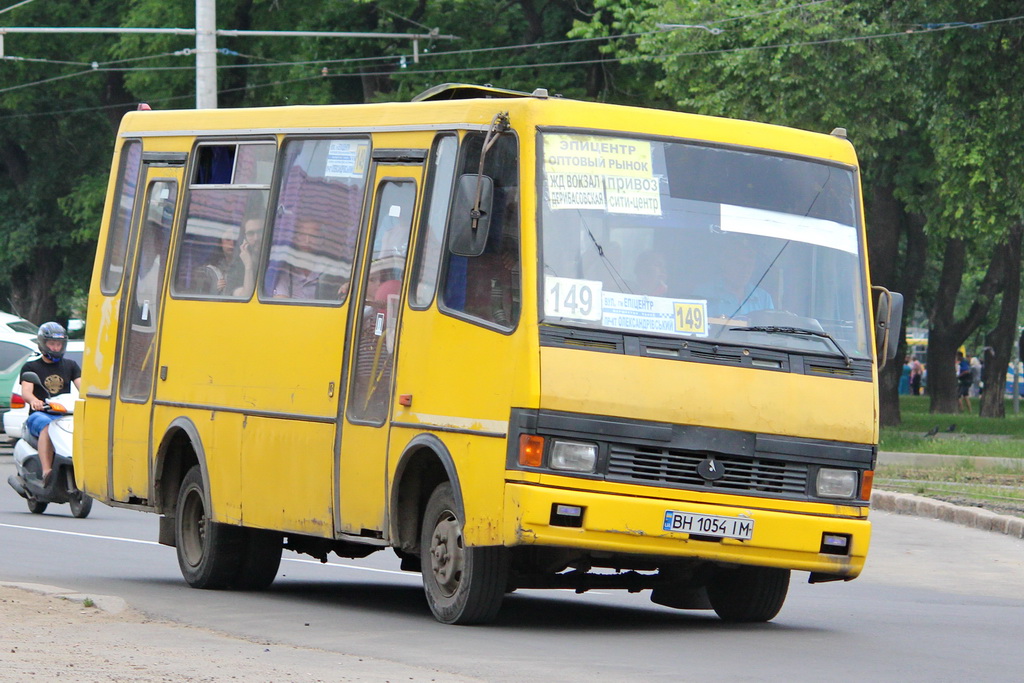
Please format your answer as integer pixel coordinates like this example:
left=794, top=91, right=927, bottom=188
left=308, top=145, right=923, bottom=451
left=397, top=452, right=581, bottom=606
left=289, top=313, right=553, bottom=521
left=956, top=351, right=972, bottom=413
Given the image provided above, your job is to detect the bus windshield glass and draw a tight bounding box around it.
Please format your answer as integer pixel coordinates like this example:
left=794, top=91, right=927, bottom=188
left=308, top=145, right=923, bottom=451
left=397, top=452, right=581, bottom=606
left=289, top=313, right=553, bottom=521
left=539, top=132, right=870, bottom=359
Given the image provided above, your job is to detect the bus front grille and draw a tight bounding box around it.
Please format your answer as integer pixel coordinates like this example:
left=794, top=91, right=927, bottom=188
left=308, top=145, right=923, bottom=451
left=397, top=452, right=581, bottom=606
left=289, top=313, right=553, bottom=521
left=606, top=445, right=808, bottom=496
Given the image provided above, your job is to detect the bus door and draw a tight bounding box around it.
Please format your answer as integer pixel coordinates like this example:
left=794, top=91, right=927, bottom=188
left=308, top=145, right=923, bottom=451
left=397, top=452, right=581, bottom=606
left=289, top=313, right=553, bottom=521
left=337, top=157, right=424, bottom=536
left=109, top=163, right=182, bottom=503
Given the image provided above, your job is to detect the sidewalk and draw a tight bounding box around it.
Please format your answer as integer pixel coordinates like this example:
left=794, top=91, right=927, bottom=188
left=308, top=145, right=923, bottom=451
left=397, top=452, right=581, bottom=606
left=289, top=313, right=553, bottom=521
left=874, top=450, right=1024, bottom=539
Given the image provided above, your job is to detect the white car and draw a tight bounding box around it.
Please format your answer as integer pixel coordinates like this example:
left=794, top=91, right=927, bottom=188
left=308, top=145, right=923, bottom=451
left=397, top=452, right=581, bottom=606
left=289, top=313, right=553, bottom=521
left=0, top=336, right=37, bottom=410
left=3, top=340, right=85, bottom=441
left=0, top=310, right=40, bottom=340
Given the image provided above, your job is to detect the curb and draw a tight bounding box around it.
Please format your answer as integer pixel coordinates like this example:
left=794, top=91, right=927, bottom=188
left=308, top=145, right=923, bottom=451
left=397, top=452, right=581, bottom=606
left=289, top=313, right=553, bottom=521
left=0, top=581, right=128, bottom=614
left=872, top=490, right=1024, bottom=539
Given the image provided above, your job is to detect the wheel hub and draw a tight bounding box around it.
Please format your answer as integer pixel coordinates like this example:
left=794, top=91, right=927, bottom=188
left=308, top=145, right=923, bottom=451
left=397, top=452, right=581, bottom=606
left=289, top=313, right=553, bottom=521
left=180, top=489, right=207, bottom=568
left=430, top=514, right=464, bottom=597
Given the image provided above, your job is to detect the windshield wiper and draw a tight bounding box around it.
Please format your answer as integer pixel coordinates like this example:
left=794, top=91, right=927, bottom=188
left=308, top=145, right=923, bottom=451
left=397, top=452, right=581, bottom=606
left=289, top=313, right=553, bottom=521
left=729, top=325, right=851, bottom=367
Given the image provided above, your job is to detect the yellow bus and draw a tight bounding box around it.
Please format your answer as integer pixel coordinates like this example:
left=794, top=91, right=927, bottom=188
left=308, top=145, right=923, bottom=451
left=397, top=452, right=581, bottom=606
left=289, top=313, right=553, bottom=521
left=76, top=83, right=901, bottom=624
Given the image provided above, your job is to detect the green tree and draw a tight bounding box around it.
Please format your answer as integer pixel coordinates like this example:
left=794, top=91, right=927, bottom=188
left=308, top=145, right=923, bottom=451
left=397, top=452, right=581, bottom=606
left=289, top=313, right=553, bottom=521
left=0, top=0, right=608, bottom=325
left=889, top=2, right=1024, bottom=417
left=0, top=0, right=135, bottom=324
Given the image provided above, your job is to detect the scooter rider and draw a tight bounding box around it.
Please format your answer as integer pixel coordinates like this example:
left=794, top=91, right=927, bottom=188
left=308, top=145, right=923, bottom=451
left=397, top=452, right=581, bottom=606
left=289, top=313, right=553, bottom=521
left=21, top=322, right=81, bottom=485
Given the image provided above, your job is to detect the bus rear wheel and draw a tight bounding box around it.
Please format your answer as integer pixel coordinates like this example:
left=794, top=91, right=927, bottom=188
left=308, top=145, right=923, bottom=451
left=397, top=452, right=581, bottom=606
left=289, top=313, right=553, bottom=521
left=175, top=465, right=245, bottom=589
left=234, top=528, right=283, bottom=591
left=420, top=482, right=507, bottom=625
left=707, top=566, right=790, bottom=623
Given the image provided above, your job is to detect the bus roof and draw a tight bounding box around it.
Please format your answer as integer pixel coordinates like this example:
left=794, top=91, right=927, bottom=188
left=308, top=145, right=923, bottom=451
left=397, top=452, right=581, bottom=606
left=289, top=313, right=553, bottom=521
left=118, top=86, right=859, bottom=166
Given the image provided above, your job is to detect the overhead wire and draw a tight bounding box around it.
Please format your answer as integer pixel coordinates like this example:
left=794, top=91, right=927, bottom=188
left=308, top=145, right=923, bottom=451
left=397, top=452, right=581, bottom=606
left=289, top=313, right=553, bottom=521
left=0, top=3, right=843, bottom=78
left=1, top=54, right=96, bottom=66
left=0, top=0, right=37, bottom=17
left=1, top=11, right=1022, bottom=117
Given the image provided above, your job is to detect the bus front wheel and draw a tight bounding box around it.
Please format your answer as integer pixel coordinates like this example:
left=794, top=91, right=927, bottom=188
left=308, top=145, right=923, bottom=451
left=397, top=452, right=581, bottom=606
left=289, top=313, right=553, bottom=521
left=175, top=465, right=245, bottom=589
left=707, top=566, right=790, bottom=623
left=420, top=482, right=508, bottom=625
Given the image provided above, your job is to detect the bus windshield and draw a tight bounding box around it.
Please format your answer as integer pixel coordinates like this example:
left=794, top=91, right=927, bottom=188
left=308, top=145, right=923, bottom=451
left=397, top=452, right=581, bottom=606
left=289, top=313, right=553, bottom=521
left=539, top=132, right=870, bottom=359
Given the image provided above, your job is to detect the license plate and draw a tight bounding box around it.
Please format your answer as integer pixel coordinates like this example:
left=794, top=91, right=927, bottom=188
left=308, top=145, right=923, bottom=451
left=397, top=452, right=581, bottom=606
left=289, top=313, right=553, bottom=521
left=663, top=510, right=754, bottom=540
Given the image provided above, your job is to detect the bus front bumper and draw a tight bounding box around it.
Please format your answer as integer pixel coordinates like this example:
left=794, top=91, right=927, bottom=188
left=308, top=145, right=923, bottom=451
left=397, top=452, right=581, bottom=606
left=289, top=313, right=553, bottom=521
left=503, top=482, right=869, bottom=578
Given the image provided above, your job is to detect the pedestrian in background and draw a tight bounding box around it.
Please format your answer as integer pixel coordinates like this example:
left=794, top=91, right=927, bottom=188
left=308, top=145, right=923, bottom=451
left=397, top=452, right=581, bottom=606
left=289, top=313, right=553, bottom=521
left=910, top=356, right=924, bottom=395
left=969, top=356, right=982, bottom=399
left=956, top=351, right=972, bottom=413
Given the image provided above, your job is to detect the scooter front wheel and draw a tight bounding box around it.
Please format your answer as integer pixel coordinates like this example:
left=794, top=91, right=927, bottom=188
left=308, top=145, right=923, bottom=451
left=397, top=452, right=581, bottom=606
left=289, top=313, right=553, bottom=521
left=26, top=494, right=48, bottom=514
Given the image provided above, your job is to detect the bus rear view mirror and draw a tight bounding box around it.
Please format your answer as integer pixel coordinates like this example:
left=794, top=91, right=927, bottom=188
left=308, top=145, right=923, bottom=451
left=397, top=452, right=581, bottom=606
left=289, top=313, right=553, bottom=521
left=873, top=287, right=904, bottom=369
left=448, top=174, right=493, bottom=257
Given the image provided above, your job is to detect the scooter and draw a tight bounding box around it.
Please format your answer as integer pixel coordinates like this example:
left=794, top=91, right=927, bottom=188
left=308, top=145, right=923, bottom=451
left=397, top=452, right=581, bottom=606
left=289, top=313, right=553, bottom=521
left=7, top=371, right=92, bottom=518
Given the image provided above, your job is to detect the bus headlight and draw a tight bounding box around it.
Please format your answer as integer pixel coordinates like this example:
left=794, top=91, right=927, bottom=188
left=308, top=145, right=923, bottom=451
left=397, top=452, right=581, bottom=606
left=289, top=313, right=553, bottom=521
left=816, top=468, right=858, bottom=499
left=549, top=440, right=598, bottom=473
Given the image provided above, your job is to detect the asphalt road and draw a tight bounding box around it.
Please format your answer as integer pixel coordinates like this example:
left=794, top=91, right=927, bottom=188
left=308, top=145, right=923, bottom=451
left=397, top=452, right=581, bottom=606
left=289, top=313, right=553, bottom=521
left=1, top=451, right=1022, bottom=682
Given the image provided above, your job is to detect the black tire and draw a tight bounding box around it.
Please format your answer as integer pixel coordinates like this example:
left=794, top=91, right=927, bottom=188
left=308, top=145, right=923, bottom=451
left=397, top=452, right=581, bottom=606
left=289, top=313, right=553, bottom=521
left=233, top=528, right=283, bottom=591
left=707, top=566, right=790, bottom=623
left=175, top=465, right=245, bottom=589
left=69, top=491, right=93, bottom=519
left=26, top=495, right=48, bottom=514
left=420, top=482, right=507, bottom=625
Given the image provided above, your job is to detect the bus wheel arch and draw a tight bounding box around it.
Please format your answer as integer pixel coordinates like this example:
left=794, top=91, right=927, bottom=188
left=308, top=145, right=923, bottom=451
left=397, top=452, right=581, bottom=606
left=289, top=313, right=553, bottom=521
left=154, top=418, right=205, bottom=519
left=390, top=434, right=462, bottom=557
left=154, top=418, right=282, bottom=591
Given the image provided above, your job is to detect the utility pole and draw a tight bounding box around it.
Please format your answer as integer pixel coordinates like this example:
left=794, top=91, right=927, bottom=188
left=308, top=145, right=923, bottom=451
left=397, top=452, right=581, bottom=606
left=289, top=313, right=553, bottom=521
left=0, top=3, right=456, bottom=109
left=195, top=0, right=217, bottom=109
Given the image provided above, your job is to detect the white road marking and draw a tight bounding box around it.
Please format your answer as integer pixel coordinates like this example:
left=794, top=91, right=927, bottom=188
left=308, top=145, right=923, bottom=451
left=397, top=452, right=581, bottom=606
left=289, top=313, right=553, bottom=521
left=0, top=522, right=412, bottom=577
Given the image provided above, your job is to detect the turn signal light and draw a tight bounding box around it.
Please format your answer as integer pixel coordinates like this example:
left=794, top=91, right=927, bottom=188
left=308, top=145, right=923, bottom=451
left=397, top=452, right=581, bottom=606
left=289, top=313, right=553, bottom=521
left=860, top=470, right=874, bottom=501
left=518, top=434, right=545, bottom=468
left=10, top=393, right=24, bottom=409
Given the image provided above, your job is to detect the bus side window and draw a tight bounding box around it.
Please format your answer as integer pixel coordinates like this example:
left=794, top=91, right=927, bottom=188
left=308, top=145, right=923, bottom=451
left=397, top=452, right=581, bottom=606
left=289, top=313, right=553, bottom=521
left=262, top=137, right=369, bottom=304
left=172, top=142, right=273, bottom=300
left=100, top=140, right=143, bottom=295
left=409, top=134, right=458, bottom=309
left=440, top=133, right=520, bottom=329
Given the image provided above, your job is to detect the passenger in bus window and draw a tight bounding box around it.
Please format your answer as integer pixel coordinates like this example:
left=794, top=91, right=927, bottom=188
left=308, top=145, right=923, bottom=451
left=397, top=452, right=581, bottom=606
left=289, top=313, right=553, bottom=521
left=227, top=218, right=264, bottom=297
left=699, top=233, right=774, bottom=319
left=463, top=232, right=520, bottom=326
left=633, top=249, right=668, bottom=296
left=445, top=188, right=520, bottom=327
left=195, top=227, right=238, bottom=295
left=271, top=219, right=344, bottom=299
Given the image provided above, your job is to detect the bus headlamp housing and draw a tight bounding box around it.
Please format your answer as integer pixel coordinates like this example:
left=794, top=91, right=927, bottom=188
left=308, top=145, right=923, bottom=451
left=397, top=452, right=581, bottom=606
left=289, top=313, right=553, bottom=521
left=549, top=440, right=598, bottom=473
left=816, top=468, right=858, bottom=499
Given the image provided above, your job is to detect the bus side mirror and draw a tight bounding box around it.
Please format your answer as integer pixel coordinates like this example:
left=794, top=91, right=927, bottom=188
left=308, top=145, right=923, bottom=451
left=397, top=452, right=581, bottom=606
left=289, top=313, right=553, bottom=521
left=448, top=174, right=493, bottom=257
left=873, top=287, right=904, bottom=370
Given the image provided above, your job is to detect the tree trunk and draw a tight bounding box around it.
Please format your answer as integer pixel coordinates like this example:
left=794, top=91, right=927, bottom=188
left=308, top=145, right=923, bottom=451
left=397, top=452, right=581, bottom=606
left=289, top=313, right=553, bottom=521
left=928, top=235, right=1006, bottom=414
left=979, top=223, right=1023, bottom=417
left=866, top=182, right=927, bottom=426
left=8, top=247, right=60, bottom=324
